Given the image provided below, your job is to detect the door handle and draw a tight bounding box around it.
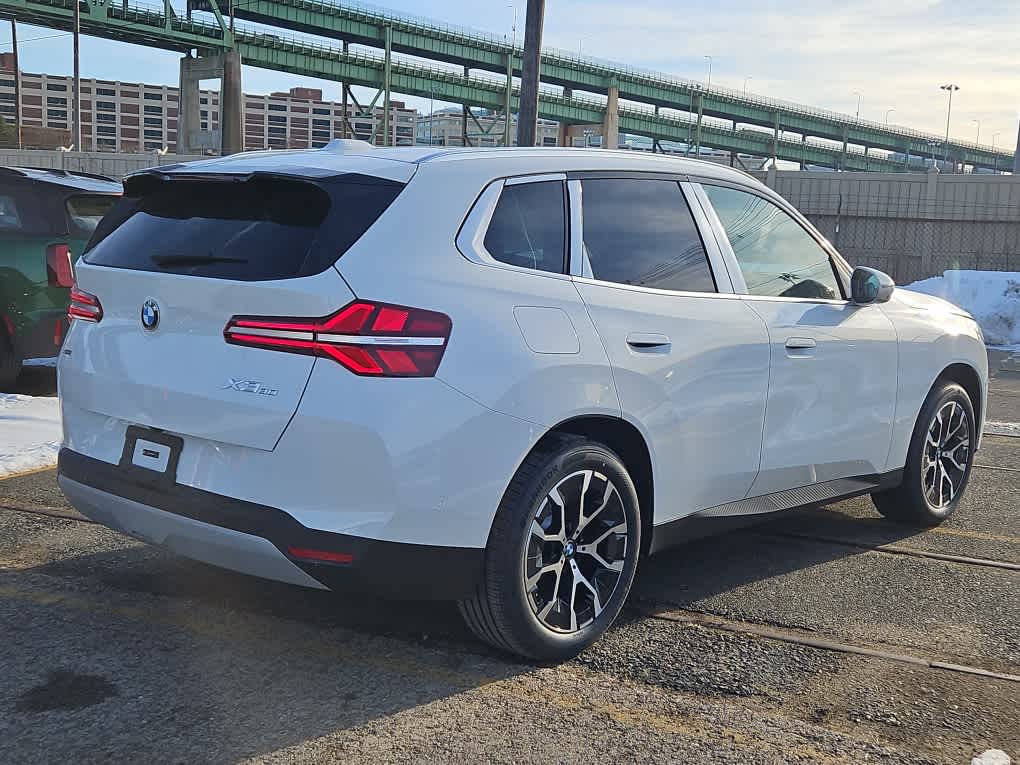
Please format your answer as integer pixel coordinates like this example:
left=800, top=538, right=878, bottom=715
left=785, top=337, right=817, bottom=350
left=627, top=332, right=671, bottom=350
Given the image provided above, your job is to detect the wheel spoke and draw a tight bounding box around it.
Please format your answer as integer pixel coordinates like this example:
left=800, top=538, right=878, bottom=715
left=526, top=559, right=563, bottom=591
left=569, top=559, right=603, bottom=621
left=531, top=518, right=563, bottom=544
left=576, top=475, right=615, bottom=538
left=942, top=402, right=964, bottom=443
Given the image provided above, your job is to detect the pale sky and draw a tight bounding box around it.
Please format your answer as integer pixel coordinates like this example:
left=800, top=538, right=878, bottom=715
left=2, top=0, right=1017, bottom=149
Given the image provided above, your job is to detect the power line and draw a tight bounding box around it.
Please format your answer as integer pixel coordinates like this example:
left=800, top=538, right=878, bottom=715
left=0, top=30, right=72, bottom=46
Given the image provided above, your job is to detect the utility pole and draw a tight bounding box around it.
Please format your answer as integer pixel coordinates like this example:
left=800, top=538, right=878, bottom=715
left=940, top=83, right=959, bottom=168
left=72, top=0, right=81, bottom=151
left=516, top=0, right=544, bottom=147
left=1013, top=120, right=1020, bottom=175
left=11, top=20, right=21, bottom=149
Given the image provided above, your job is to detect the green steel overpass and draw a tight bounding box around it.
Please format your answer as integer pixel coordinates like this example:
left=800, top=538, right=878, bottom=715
left=1, top=0, right=1013, bottom=171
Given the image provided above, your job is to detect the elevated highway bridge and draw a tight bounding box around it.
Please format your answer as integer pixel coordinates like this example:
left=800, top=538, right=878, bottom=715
left=0, top=0, right=1012, bottom=171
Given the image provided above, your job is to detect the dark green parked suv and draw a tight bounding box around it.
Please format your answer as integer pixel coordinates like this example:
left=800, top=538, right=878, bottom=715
left=0, top=167, right=121, bottom=387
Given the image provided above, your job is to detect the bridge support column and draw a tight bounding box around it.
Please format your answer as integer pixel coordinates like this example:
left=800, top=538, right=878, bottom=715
left=178, top=50, right=242, bottom=155
left=558, top=87, right=572, bottom=146
left=221, top=50, right=242, bottom=155
left=602, top=85, right=619, bottom=149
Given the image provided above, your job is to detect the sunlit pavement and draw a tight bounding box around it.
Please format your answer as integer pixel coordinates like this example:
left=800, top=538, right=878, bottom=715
left=1, top=355, right=1017, bottom=764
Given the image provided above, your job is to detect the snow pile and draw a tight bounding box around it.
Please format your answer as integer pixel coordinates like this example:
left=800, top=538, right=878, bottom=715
left=0, top=394, right=61, bottom=478
left=970, top=751, right=1011, bottom=765
left=903, top=270, right=1020, bottom=349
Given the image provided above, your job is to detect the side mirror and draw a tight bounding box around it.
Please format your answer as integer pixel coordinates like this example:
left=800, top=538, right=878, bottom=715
left=851, top=267, right=895, bottom=305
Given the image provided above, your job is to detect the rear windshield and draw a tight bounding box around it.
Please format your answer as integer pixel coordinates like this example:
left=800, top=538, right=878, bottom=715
left=84, top=174, right=404, bottom=280
left=66, top=194, right=119, bottom=238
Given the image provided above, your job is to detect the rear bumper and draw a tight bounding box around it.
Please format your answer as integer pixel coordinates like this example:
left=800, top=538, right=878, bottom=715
left=58, top=448, right=484, bottom=600
left=14, top=309, right=67, bottom=360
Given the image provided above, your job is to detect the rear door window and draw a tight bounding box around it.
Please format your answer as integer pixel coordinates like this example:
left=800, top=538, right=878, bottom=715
left=580, top=178, right=716, bottom=293
left=483, top=180, right=567, bottom=274
left=0, top=184, right=47, bottom=235
left=84, top=174, right=404, bottom=281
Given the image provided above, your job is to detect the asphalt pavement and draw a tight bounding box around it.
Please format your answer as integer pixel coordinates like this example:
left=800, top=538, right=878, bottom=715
left=0, top=354, right=1017, bottom=764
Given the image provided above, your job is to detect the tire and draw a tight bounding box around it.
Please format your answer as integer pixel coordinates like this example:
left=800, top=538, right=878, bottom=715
left=459, top=435, right=642, bottom=662
left=872, top=381, right=975, bottom=526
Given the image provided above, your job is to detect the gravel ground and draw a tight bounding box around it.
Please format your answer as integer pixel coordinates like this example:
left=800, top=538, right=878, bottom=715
left=0, top=355, right=1016, bottom=764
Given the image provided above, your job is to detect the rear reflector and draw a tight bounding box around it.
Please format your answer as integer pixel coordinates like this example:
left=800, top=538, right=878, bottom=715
left=224, top=300, right=452, bottom=377
left=46, top=244, right=74, bottom=288
left=68, top=285, right=103, bottom=323
left=287, top=546, right=355, bottom=565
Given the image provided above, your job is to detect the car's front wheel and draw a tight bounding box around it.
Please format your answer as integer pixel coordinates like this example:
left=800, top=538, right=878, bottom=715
left=459, top=436, right=641, bottom=661
left=872, top=381, right=976, bottom=526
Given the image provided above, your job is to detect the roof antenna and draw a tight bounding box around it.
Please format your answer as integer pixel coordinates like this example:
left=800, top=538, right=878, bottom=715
left=323, top=139, right=375, bottom=153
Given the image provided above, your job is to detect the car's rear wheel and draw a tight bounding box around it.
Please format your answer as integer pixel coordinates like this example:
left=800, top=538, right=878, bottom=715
left=872, top=381, right=975, bottom=526
left=459, top=436, right=641, bottom=661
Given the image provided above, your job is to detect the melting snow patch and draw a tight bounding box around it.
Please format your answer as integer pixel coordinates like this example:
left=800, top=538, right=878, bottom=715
left=0, top=394, right=61, bottom=478
left=903, top=270, right=1020, bottom=349
left=985, top=421, right=1020, bottom=438
left=971, top=751, right=1011, bottom=765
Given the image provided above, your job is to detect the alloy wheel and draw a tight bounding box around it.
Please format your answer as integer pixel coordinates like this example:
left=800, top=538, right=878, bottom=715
left=922, top=400, right=971, bottom=509
left=522, top=469, right=629, bottom=634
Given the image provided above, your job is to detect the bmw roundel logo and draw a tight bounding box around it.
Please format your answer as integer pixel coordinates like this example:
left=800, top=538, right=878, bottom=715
left=141, top=299, right=160, bottom=331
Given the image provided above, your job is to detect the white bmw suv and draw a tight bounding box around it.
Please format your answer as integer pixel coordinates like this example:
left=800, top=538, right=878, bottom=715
left=58, top=143, right=987, bottom=661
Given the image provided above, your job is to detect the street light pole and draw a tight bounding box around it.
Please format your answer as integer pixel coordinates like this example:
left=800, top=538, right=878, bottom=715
left=972, top=119, right=980, bottom=145
left=704, top=56, right=712, bottom=89
left=940, top=83, right=959, bottom=168
left=72, top=0, right=81, bottom=151
left=507, top=4, right=517, bottom=47
left=516, top=0, right=545, bottom=148
left=742, top=76, right=751, bottom=97
left=853, top=90, right=862, bottom=119
left=885, top=108, right=895, bottom=126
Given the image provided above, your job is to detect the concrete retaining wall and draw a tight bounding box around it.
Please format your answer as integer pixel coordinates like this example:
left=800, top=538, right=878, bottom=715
left=757, top=169, right=1020, bottom=283
left=0, top=150, right=206, bottom=180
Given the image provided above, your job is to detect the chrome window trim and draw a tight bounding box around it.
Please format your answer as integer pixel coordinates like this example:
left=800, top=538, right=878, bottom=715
left=570, top=275, right=745, bottom=300
left=506, top=172, right=567, bottom=186
left=454, top=176, right=573, bottom=281
left=694, top=179, right=852, bottom=302
left=568, top=174, right=731, bottom=296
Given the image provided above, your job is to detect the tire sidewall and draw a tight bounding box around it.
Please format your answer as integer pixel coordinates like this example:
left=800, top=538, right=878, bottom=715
left=494, top=442, right=641, bottom=661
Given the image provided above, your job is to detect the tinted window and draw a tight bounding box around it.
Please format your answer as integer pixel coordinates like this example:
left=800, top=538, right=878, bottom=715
left=66, top=194, right=118, bottom=238
left=483, top=181, right=566, bottom=274
left=581, top=179, right=715, bottom=292
left=84, top=174, right=404, bottom=281
left=703, top=185, right=843, bottom=300
left=0, top=184, right=49, bottom=234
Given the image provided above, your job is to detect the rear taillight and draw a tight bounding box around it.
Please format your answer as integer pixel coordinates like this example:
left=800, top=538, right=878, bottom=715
left=224, top=300, right=452, bottom=378
left=68, top=286, right=103, bottom=323
left=46, top=244, right=75, bottom=288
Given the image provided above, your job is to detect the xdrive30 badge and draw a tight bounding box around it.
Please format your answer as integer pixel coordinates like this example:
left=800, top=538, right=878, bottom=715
left=222, top=378, right=279, bottom=397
